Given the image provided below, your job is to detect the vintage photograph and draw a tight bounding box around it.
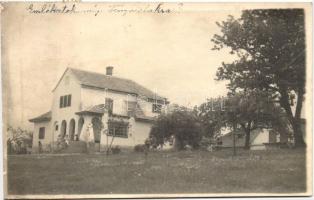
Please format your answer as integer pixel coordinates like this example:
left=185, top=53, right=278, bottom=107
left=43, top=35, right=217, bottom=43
left=2, top=2, right=312, bottom=198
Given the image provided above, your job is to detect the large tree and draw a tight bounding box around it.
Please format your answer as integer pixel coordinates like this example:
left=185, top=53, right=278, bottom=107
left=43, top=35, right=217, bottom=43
left=225, top=90, right=287, bottom=149
left=197, top=91, right=286, bottom=149
left=212, top=9, right=306, bottom=146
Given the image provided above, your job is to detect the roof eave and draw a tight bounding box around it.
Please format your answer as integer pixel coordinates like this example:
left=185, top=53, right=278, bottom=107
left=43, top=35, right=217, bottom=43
left=29, top=118, right=51, bottom=123
left=135, top=116, right=155, bottom=122
left=75, top=111, right=104, bottom=115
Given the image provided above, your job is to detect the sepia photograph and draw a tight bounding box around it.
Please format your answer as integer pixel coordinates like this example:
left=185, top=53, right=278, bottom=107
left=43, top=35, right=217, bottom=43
left=1, top=2, right=312, bottom=199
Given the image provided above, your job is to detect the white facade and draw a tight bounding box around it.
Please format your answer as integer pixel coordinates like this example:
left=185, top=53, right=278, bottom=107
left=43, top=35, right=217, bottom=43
left=250, top=128, right=270, bottom=150
left=219, top=128, right=288, bottom=150
left=30, top=68, right=167, bottom=153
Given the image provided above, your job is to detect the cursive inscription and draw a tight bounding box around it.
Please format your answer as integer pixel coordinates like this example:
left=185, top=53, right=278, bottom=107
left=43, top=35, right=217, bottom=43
left=108, top=3, right=171, bottom=15
left=28, top=4, right=77, bottom=14
left=27, top=3, right=175, bottom=16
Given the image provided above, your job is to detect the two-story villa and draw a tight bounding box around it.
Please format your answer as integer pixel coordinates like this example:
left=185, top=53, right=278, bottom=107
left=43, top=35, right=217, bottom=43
left=29, top=67, right=168, bottom=153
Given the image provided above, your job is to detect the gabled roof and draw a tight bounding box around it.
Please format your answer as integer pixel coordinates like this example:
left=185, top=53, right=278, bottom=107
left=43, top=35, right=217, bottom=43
left=55, top=67, right=166, bottom=101
left=29, top=111, right=51, bottom=123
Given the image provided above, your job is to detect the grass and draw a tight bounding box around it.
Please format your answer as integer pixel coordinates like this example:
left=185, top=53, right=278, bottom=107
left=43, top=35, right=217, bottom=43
left=7, top=148, right=307, bottom=195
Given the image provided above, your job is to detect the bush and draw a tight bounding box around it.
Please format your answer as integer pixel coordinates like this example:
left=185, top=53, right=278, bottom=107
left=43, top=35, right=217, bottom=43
left=200, top=137, right=211, bottom=149
left=111, top=145, right=121, bottom=154
left=7, top=126, right=33, bottom=155
left=134, top=144, right=146, bottom=152
left=150, top=105, right=204, bottom=150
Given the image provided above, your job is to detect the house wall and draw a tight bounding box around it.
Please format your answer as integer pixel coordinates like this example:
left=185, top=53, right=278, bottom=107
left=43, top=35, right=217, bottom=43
left=137, top=99, right=164, bottom=117
left=32, top=121, right=52, bottom=152
left=50, top=69, right=82, bottom=141
left=250, top=128, right=269, bottom=150
left=32, top=68, right=166, bottom=152
left=220, top=134, right=245, bottom=148
left=81, top=87, right=138, bottom=116
left=99, top=118, right=152, bottom=151
left=220, top=128, right=271, bottom=149
left=81, top=87, right=165, bottom=117
left=251, top=128, right=269, bottom=145
left=132, top=121, right=152, bottom=144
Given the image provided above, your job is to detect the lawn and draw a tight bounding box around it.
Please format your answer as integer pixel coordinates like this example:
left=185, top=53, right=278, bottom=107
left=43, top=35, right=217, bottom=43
left=6, top=148, right=307, bottom=196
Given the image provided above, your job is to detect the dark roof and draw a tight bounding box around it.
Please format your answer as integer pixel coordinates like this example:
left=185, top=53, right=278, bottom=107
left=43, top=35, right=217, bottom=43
left=69, top=68, right=166, bottom=101
left=29, top=111, right=51, bottom=123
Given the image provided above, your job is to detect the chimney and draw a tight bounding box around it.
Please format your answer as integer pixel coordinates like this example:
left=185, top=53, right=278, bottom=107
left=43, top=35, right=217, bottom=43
left=106, top=66, right=113, bottom=76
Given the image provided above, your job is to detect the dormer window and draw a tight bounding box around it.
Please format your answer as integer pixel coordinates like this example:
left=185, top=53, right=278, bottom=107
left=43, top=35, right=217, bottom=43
left=60, top=94, right=71, bottom=108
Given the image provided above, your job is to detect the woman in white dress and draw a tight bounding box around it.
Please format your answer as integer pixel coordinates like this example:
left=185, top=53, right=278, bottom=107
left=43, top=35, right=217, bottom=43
left=79, top=123, right=94, bottom=153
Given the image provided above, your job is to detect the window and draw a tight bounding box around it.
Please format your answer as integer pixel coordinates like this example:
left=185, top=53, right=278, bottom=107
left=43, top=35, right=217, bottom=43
left=152, top=103, right=162, bottom=113
left=67, top=95, right=71, bottom=107
left=63, top=95, right=67, bottom=107
left=105, top=98, right=113, bottom=114
left=59, top=94, right=72, bottom=108
left=59, top=96, right=63, bottom=108
left=39, top=127, right=45, bottom=139
left=108, top=121, right=128, bottom=138
left=55, top=125, right=58, bottom=131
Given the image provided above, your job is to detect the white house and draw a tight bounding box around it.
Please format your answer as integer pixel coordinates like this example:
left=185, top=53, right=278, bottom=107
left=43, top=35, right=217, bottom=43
left=218, top=128, right=290, bottom=150
left=29, top=67, right=168, bottom=153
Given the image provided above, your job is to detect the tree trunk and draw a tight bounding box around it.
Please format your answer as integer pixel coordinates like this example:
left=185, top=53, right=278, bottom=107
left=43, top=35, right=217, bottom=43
left=291, top=118, right=305, bottom=147
left=294, top=88, right=305, bottom=147
left=244, top=129, right=251, bottom=150
left=241, top=122, right=251, bottom=150
left=279, top=88, right=305, bottom=147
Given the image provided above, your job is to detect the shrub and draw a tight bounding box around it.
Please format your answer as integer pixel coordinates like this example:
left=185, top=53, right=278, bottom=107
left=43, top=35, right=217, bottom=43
left=111, top=145, right=121, bottom=154
left=7, top=126, right=33, bottom=155
left=150, top=105, right=204, bottom=150
left=134, top=144, right=146, bottom=152
left=200, top=137, right=211, bottom=150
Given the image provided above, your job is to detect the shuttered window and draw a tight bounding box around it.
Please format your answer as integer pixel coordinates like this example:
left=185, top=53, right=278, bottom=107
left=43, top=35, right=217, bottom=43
left=59, top=96, right=63, bottom=108
left=63, top=95, right=67, bottom=107
left=68, top=95, right=71, bottom=107
left=59, top=94, right=72, bottom=108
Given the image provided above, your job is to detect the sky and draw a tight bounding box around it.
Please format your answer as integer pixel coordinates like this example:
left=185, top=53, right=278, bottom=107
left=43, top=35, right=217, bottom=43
left=6, top=3, right=307, bottom=130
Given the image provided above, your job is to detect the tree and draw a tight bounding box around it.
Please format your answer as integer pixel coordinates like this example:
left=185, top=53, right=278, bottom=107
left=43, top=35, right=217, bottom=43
left=224, top=90, right=286, bottom=149
left=196, top=97, right=227, bottom=139
left=7, top=126, right=33, bottom=154
left=150, top=105, right=203, bottom=150
left=212, top=9, right=306, bottom=146
left=197, top=91, right=285, bottom=149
